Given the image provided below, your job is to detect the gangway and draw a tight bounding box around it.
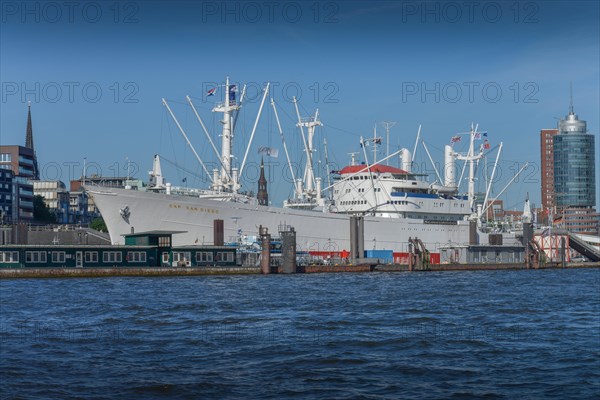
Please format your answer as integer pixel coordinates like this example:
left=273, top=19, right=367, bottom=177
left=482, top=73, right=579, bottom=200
left=565, top=232, right=600, bottom=262
left=408, top=237, right=430, bottom=271
left=550, top=229, right=599, bottom=262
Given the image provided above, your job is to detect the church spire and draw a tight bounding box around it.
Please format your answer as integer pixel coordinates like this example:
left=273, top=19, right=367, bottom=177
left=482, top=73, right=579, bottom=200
left=26, top=101, right=34, bottom=149
left=25, top=102, right=39, bottom=180
left=257, top=158, right=269, bottom=206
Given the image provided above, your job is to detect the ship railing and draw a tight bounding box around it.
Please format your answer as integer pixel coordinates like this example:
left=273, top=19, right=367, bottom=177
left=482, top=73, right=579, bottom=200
left=169, top=186, right=229, bottom=197
left=299, top=116, right=317, bottom=124
left=215, top=101, right=238, bottom=108
left=27, top=224, right=89, bottom=232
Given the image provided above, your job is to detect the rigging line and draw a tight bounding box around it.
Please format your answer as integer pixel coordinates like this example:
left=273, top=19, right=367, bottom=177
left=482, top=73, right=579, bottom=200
left=299, top=102, right=315, bottom=125
left=163, top=107, right=182, bottom=184
left=267, top=102, right=273, bottom=148
left=276, top=101, right=300, bottom=124
left=159, top=155, right=206, bottom=182
left=160, top=107, right=166, bottom=155
left=186, top=96, right=215, bottom=112
left=162, top=98, right=188, bottom=106
left=325, top=123, right=363, bottom=138
left=424, top=141, right=448, bottom=153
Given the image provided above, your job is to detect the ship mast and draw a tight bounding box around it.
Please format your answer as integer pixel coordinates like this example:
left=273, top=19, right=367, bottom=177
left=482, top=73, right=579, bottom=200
left=294, top=98, right=322, bottom=197
left=212, top=77, right=241, bottom=192
left=455, top=123, right=484, bottom=218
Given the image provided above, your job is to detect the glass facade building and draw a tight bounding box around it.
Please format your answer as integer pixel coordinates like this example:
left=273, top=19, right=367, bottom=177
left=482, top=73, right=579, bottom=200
left=553, top=111, right=596, bottom=208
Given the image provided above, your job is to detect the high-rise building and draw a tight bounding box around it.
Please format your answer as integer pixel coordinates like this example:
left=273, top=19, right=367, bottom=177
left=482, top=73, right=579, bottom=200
left=540, top=128, right=558, bottom=213
left=0, top=104, right=40, bottom=222
left=0, top=168, right=15, bottom=223
left=551, top=98, right=598, bottom=234
left=0, top=149, right=34, bottom=222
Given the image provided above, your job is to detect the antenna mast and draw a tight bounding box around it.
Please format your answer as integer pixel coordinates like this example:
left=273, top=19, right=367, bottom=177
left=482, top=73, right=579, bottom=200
left=569, top=82, right=574, bottom=114
left=455, top=123, right=484, bottom=218
left=380, top=121, right=397, bottom=165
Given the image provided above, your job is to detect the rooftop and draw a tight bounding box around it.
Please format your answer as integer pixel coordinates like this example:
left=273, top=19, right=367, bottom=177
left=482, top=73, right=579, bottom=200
left=339, top=165, right=409, bottom=175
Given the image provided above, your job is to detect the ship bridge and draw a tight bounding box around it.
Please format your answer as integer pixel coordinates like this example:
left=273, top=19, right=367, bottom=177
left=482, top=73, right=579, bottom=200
left=331, top=163, right=468, bottom=220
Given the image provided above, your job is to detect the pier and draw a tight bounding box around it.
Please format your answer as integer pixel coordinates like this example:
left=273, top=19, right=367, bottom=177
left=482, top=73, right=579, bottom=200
left=2, top=221, right=598, bottom=279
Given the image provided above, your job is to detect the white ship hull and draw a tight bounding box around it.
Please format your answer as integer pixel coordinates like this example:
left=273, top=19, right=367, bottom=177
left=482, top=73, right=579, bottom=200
left=88, top=187, right=471, bottom=254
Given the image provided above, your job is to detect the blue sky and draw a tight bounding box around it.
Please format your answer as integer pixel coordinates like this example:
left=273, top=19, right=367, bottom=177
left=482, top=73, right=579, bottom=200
left=1, top=0, right=599, bottom=210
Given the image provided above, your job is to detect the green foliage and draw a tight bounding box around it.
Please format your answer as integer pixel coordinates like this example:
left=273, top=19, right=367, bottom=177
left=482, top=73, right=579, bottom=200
left=33, top=195, right=56, bottom=223
left=90, top=217, right=108, bottom=233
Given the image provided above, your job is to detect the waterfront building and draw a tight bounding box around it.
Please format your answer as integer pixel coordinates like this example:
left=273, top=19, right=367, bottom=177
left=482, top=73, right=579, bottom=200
left=0, top=146, right=35, bottom=222
left=69, top=191, right=90, bottom=224
left=0, top=168, right=14, bottom=224
left=33, top=181, right=70, bottom=224
left=540, top=128, right=559, bottom=217
left=0, top=104, right=41, bottom=223
left=551, top=99, right=598, bottom=235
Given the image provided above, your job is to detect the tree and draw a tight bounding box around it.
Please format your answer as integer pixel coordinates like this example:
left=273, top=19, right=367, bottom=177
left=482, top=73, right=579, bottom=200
left=90, top=217, right=108, bottom=233
left=33, top=195, right=56, bottom=223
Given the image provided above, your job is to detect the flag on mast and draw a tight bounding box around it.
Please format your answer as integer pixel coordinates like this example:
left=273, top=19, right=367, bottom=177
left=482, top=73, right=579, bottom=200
left=258, top=147, right=279, bottom=158
left=207, top=87, right=217, bottom=96
left=474, top=131, right=488, bottom=140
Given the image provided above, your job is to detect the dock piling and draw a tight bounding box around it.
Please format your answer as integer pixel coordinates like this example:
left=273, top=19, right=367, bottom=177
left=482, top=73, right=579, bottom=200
left=214, top=219, right=224, bottom=246
left=281, top=227, right=296, bottom=273
left=259, top=225, right=271, bottom=274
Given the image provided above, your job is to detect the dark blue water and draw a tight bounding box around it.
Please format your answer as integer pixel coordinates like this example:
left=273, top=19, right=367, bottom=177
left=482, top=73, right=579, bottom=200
left=1, top=269, right=599, bottom=399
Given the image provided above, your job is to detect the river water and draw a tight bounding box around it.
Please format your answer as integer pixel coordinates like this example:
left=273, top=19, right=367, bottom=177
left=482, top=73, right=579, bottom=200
left=1, top=269, right=599, bottom=399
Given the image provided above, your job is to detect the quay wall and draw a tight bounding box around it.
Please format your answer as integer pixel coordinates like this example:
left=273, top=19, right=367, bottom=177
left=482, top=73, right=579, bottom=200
left=1, top=262, right=597, bottom=279
left=0, top=266, right=260, bottom=279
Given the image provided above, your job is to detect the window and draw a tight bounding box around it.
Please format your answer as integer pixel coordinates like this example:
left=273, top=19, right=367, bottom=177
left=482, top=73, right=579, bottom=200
left=0, top=153, right=11, bottom=162
left=103, top=252, right=122, bottom=263
left=158, top=236, right=171, bottom=247
left=173, top=252, right=191, bottom=263
left=25, top=251, right=47, bottom=263
left=85, top=252, right=98, bottom=263
left=51, top=251, right=66, bottom=263
left=196, top=252, right=213, bottom=263
left=162, top=252, right=169, bottom=263
left=216, top=252, right=234, bottom=262
left=127, top=251, right=147, bottom=263
left=0, top=251, right=19, bottom=263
